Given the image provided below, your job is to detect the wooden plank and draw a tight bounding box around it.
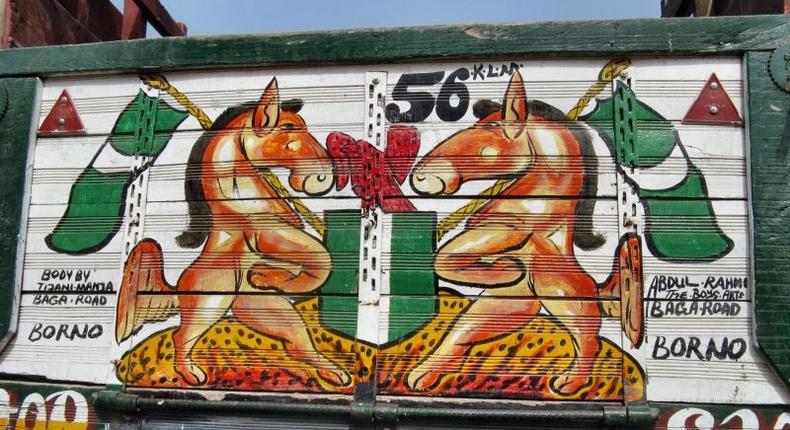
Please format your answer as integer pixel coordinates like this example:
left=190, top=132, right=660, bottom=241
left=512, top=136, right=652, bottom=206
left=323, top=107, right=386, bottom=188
left=748, top=50, right=790, bottom=385
left=133, top=0, right=186, bottom=37
left=0, top=78, right=39, bottom=349
left=0, top=16, right=787, bottom=78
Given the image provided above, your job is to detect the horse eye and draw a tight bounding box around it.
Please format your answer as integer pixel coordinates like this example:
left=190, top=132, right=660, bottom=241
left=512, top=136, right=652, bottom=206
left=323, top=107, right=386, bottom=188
left=281, top=123, right=297, bottom=130
left=484, top=122, right=500, bottom=129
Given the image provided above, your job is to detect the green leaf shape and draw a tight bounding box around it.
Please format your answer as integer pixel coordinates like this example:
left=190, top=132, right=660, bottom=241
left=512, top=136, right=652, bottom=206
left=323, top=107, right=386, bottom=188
left=582, top=84, right=733, bottom=261
left=640, top=165, right=734, bottom=261
left=110, top=89, right=188, bottom=156
left=45, top=166, right=131, bottom=254
left=582, top=82, right=676, bottom=168
left=47, top=89, right=188, bottom=254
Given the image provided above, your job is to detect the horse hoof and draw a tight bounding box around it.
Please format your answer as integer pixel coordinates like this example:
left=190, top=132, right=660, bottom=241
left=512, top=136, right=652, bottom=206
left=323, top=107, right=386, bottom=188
left=317, top=369, right=351, bottom=387
left=549, top=374, right=593, bottom=396
left=406, top=369, right=439, bottom=392
left=175, top=362, right=207, bottom=385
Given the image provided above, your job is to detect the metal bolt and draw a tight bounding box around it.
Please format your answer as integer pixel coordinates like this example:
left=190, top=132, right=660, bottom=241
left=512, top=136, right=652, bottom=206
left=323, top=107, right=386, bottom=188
left=57, top=117, right=66, bottom=125
left=708, top=105, right=719, bottom=115
left=620, top=70, right=629, bottom=78
left=372, top=78, right=380, bottom=85
left=709, top=82, right=719, bottom=90
left=60, top=96, right=68, bottom=103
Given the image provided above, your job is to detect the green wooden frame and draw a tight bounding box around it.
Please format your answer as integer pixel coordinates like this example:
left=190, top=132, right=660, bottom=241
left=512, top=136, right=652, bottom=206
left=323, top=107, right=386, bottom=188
left=0, top=16, right=787, bottom=388
left=0, top=77, right=39, bottom=351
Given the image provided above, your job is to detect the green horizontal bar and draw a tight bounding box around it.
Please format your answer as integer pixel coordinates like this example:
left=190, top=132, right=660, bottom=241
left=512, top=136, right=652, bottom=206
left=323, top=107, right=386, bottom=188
left=0, top=16, right=787, bottom=78
left=93, top=390, right=658, bottom=428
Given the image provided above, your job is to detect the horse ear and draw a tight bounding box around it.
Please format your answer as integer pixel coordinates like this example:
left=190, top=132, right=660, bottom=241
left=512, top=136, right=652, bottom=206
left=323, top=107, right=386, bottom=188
left=501, top=71, right=528, bottom=138
left=254, top=78, right=280, bottom=131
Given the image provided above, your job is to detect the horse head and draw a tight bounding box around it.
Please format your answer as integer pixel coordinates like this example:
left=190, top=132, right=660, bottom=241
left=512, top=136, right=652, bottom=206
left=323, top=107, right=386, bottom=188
left=242, top=78, right=334, bottom=196
left=410, top=71, right=534, bottom=195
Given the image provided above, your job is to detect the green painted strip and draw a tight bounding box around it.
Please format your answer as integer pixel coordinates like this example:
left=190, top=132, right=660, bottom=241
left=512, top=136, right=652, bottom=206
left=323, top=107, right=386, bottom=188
left=389, top=212, right=436, bottom=295
left=613, top=82, right=639, bottom=167
left=0, top=16, right=787, bottom=78
left=748, top=50, right=790, bottom=386
left=388, top=212, right=436, bottom=341
left=319, top=209, right=360, bottom=337
left=0, top=78, right=38, bottom=347
left=388, top=297, right=435, bottom=342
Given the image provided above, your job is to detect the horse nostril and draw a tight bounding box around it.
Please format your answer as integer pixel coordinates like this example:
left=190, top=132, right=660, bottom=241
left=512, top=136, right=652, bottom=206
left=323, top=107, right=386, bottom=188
left=317, top=174, right=326, bottom=182
left=415, top=174, right=425, bottom=182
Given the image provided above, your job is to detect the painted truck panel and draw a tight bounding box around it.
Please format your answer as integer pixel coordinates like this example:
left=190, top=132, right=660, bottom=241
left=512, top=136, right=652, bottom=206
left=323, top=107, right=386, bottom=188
left=0, top=16, right=787, bottom=430
left=0, top=56, right=779, bottom=402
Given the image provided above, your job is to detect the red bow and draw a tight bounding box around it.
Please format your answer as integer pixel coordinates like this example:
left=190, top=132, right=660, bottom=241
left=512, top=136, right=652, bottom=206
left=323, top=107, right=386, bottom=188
left=327, top=125, right=420, bottom=213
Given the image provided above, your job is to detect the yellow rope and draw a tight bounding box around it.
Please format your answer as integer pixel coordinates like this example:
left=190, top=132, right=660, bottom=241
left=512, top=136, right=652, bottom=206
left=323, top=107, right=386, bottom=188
left=259, top=170, right=325, bottom=237
left=141, top=74, right=214, bottom=130
left=141, top=74, right=326, bottom=237
left=434, top=59, right=631, bottom=243
left=566, top=58, right=631, bottom=120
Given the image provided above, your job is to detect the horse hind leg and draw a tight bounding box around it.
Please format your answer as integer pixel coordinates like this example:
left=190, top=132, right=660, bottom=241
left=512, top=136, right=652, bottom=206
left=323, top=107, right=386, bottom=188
left=171, top=261, right=241, bottom=386
left=172, top=292, right=235, bottom=385
left=116, top=239, right=179, bottom=343
left=529, top=236, right=602, bottom=396
left=232, top=294, right=351, bottom=387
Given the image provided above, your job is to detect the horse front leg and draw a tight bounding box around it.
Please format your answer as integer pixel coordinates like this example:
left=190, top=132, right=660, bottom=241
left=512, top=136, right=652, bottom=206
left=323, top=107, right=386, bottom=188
left=247, top=227, right=330, bottom=293
left=435, top=226, right=532, bottom=287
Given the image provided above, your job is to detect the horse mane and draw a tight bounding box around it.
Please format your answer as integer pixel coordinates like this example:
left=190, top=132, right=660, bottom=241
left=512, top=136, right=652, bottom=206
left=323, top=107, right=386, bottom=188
left=527, top=100, right=606, bottom=250
left=475, top=98, right=604, bottom=249
left=175, top=103, right=250, bottom=248
left=176, top=98, right=306, bottom=248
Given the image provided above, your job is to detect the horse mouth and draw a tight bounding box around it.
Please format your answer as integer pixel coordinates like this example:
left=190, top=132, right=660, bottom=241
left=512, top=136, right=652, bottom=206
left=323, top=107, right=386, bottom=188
left=301, top=173, right=334, bottom=196
left=411, top=172, right=448, bottom=195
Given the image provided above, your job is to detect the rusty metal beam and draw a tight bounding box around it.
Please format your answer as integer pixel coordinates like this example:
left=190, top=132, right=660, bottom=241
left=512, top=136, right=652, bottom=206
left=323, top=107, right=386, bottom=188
left=0, top=0, right=7, bottom=49
left=661, top=0, right=694, bottom=16
left=132, top=0, right=186, bottom=37
left=695, top=0, right=714, bottom=16
left=56, top=0, right=122, bottom=41
left=122, top=0, right=145, bottom=40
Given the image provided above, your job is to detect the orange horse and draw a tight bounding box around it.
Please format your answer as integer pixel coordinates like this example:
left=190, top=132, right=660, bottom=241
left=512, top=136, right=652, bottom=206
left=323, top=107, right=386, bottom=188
left=115, top=78, right=350, bottom=386
left=408, top=71, right=642, bottom=394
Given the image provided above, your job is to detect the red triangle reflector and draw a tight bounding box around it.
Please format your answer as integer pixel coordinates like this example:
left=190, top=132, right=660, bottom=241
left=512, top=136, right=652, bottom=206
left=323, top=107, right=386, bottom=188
left=682, top=73, right=743, bottom=126
left=38, top=90, right=86, bottom=135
